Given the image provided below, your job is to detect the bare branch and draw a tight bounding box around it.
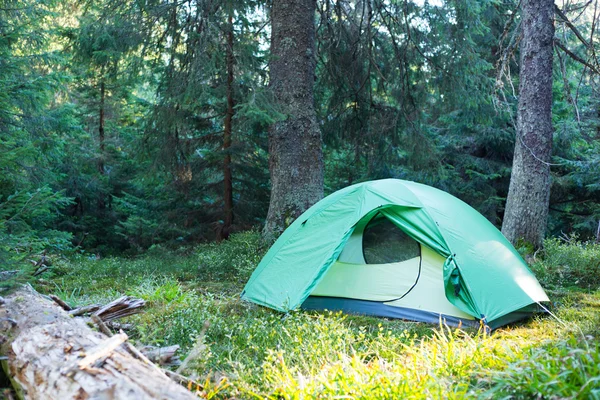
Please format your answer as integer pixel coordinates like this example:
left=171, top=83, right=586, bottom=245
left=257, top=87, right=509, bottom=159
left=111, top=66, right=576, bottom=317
left=554, top=38, right=600, bottom=74
left=555, top=4, right=591, bottom=47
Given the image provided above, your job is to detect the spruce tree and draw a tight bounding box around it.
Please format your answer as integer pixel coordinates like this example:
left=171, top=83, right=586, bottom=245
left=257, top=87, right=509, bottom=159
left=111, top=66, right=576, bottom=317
left=502, top=0, right=555, bottom=248
left=263, top=0, right=324, bottom=240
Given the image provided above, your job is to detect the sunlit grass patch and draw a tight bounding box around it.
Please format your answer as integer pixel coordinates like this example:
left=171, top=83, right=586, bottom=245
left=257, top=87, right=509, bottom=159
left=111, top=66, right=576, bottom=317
left=489, top=337, right=600, bottom=399
left=37, top=232, right=600, bottom=399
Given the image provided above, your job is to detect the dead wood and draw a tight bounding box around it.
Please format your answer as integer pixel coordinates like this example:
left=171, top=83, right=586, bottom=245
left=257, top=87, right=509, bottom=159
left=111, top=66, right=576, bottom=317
left=106, top=321, right=133, bottom=331
left=90, top=315, right=174, bottom=381
left=163, top=369, right=204, bottom=389
left=141, top=345, right=181, bottom=366
left=0, top=285, right=196, bottom=400
left=65, top=296, right=144, bottom=320
left=32, top=265, right=49, bottom=277
left=0, top=271, right=18, bottom=281
left=68, top=303, right=100, bottom=317
left=93, top=296, right=146, bottom=321
left=49, top=294, right=72, bottom=311
left=76, top=333, right=128, bottom=370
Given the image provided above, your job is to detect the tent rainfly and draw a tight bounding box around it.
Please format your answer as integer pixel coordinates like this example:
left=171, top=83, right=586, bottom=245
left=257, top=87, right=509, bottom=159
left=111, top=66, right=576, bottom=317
left=242, top=179, right=549, bottom=329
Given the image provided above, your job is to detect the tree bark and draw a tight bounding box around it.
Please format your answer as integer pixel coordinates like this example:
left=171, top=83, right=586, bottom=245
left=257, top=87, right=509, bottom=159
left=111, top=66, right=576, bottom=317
left=97, top=79, right=107, bottom=211
left=263, top=0, right=324, bottom=240
left=221, top=5, right=235, bottom=241
left=501, top=0, right=555, bottom=249
left=0, top=286, right=196, bottom=400
left=98, top=79, right=106, bottom=175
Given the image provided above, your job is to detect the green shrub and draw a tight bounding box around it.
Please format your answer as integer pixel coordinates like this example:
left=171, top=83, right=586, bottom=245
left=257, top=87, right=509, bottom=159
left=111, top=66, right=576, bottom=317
left=532, top=237, right=600, bottom=290
left=0, top=186, right=74, bottom=291
left=195, top=231, right=266, bottom=282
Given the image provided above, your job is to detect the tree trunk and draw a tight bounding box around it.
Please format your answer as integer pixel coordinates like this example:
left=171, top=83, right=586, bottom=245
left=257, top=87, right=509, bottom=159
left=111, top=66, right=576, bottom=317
left=221, top=6, right=235, bottom=241
left=0, top=286, right=196, bottom=400
left=98, top=79, right=106, bottom=175
left=97, top=79, right=107, bottom=211
left=501, top=0, right=555, bottom=249
left=263, top=0, right=324, bottom=240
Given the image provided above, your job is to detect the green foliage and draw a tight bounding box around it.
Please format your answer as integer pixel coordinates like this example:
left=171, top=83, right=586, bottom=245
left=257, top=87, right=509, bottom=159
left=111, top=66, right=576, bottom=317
left=532, top=237, right=600, bottom=290
left=2, top=0, right=600, bottom=396
left=112, top=190, right=190, bottom=250
left=138, top=0, right=271, bottom=243
left=128, top=278, right=187, bottom=306
left=259, top=326, right=501, bottom=399
left=195, top=230, right=266, bottom=281
left=317, top=0, right=517, bottom=226
left=36, top=235, right=600, bottom=399
left=0, top=0, right=76, bottom=285
left=2, top=0, right=600, bottom=256
left=0, top=187, right=73, bottom=277
left=43, top=231, right=264, bottom=302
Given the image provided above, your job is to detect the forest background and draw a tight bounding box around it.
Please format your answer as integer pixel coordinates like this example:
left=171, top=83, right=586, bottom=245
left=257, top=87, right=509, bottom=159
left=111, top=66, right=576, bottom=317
left=2, top=0, right=600, bottom=271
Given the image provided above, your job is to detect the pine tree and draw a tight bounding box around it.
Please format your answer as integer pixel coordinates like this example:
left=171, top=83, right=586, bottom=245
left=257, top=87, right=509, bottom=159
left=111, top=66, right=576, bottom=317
left=263, top=0, right=324, bottom=240
left=502, top=0, right=555, bottom=248
left=0, top=0, right=74, bottom=276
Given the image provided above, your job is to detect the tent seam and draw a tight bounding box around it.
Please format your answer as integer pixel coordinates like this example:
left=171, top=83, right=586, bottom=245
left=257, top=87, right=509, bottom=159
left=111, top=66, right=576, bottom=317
left=245, top=185, right=366, bottom=295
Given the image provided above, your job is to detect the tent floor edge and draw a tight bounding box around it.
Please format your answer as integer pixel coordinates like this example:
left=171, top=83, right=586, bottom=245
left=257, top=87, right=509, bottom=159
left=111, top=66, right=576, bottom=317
left=301, top=296, right=480, bottom=329
left=486, top=304, right=545, bottom=330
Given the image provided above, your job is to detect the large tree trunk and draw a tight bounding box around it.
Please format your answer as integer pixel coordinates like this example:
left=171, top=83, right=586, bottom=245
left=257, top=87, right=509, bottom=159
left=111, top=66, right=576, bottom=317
left=0, top=286, right=196, bottom=400
left=501, top=0, right=555, bottom=249
left=221, top=5, right=235, bottom=241
left=98, top=79, right=106, bottom=175
left=97, top=79, right=107, bottom=211
left=263, top=0, right=324, bottom=240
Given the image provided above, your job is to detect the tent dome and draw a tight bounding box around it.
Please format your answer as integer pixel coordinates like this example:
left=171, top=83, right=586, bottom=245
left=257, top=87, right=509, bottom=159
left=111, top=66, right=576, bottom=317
left=242, top=179, right=549, bottom=328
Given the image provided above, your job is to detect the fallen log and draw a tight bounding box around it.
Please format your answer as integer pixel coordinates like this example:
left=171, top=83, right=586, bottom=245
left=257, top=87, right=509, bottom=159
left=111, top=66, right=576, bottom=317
left=0, top=285, right=196, bottom=400
left=75, top=333, right=129, bottom=371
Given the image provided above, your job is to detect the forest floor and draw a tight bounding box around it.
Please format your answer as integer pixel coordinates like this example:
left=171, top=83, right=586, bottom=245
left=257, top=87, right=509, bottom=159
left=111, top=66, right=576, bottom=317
left=35, top=232, right=600, bottom=399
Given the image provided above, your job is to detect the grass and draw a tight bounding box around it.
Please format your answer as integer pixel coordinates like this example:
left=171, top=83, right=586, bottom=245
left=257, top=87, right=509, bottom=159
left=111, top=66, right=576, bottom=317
left=36, top=232, right=600, bottom=399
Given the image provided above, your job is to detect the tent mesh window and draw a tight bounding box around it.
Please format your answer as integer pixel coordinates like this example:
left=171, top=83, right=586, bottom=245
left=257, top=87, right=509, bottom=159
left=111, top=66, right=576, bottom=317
left=363, top=216, right=420, bottom=264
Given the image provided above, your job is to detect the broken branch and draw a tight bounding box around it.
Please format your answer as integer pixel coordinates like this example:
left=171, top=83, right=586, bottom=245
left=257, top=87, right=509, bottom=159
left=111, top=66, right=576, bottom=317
left=554, top=38, right=600, bottom=74
left=49, top=295, right=72, bottom=311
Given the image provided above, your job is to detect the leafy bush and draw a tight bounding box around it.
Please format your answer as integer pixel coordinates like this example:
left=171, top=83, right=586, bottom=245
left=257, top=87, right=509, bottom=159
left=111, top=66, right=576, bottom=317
left=195, top=231, right=266, bottom=281
left=532, top=237, right=600, bottom=290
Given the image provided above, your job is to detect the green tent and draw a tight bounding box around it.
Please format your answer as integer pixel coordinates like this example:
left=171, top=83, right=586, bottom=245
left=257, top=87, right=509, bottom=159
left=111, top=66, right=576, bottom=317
left=242, top=179, right=549, bottom=329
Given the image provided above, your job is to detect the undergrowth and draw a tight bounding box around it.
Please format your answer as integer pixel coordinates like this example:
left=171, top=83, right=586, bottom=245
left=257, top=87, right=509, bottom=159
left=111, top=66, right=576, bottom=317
left=36, top=232, right=600, bottom=399
left=530, top=236, right=600, bottom=290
